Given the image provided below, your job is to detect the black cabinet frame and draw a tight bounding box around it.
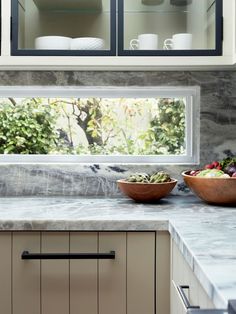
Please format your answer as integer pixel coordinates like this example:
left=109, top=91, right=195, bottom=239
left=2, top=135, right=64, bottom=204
left=11, top=0, right=117, bottom=56
left=118, top=0, right=223, bottom=57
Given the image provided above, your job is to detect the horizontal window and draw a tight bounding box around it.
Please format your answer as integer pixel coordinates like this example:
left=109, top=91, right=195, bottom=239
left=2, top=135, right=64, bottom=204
left=0, top=87, right=200, bottom=164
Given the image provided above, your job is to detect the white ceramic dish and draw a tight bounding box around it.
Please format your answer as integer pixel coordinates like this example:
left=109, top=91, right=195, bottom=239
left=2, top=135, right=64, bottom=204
left=35, top=36, right=72, bottom=50
left=70, top=37, right=105, bottom=50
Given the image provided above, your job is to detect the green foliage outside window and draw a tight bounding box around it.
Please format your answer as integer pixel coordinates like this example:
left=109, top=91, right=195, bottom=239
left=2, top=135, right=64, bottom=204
left=0, top=100, right=60, bottom=154
left=143, top=99, right=185, bottom=155
left=0, top=97, right=186, bottom=155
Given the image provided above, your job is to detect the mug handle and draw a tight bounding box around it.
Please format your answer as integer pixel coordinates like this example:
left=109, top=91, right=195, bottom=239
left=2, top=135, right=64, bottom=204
left=163, top=38, right=173, bottom=50
left=130, top=39, right=139, bottom=50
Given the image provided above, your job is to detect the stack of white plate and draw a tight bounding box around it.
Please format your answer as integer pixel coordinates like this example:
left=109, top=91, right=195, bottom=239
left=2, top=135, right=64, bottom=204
left=70, top=37, right=105, bottom=50
left=35, top=36, right=72, bottom=50
left=35, top=36, right=105, bottom=50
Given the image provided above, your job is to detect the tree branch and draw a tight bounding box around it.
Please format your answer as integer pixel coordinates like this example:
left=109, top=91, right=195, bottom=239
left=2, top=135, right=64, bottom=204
left=8, top=98, right=16, bottom=106
left=32, top=98, right=38, bottom=104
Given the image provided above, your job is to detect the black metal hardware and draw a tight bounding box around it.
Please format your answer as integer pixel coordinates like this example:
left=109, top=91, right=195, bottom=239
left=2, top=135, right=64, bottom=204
left=11, top=0, right=116, bottom=56
left=10, top=17, right=13, bottom=42
left=22, top=251, right=115, bottom=260
left=118, top=0, right=223, bottom=57
left=221, top=16, right=224, bottom=42
left=177, top=285, right=200, bottom=310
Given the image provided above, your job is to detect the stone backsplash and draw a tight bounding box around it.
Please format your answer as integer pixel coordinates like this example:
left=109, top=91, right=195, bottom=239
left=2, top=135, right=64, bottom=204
left=0, top=71, right=235, bottom=196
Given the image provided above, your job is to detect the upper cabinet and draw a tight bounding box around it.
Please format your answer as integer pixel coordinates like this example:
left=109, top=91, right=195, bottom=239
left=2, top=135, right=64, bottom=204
left=0, top=0, right=235, bottom=70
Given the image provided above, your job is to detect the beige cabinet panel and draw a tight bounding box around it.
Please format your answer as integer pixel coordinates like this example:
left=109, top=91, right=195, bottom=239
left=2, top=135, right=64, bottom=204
left=99, top=232, right=127, bottom=314
left=12, top=232, right=40, bottom=314
left=41, top=232, right=70, bottom=314
left=0, top=233, right=11, bottom=314
left=156, top=232, right=170, bottom=314
left=127, top=232, right=155, bottom=314
left=70, top=232, right=98, bottom=314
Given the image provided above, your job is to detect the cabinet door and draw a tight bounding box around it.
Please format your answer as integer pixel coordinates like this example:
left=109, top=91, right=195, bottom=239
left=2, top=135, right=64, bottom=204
left=1, top=231, right=156, bottom=314
left=11, top=0, right=116, bottom=56
left=118, top=0, right=223, bottom=56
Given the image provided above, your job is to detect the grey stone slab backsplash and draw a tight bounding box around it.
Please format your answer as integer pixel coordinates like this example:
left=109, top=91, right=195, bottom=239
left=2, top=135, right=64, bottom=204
left=0, top=70, right=235, bottom=196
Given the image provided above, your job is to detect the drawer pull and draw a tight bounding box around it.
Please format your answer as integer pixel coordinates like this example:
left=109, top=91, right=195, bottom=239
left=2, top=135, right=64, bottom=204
left=177, top=285, right=200, bottom=310
left=22, top=251, right=115, bottom=260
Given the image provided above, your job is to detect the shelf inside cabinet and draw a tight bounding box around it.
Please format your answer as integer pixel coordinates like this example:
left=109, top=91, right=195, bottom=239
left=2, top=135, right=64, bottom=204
left=142, top=0, right=164, bottom=4
left=123, top=10, right=188, bottom=14
left=32, top=0, right=102, bottom=12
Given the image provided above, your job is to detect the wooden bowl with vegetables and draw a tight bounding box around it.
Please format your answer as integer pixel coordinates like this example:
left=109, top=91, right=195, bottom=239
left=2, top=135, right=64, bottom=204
left=117, top=171, right=177, bottom=203
left=183, top=158, right=236, bottom=205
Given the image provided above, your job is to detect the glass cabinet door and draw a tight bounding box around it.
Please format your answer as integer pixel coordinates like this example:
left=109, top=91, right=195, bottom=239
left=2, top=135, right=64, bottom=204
left=11, top=0, right=116, bottom=56
left=118, top=0, right=223, bottom=56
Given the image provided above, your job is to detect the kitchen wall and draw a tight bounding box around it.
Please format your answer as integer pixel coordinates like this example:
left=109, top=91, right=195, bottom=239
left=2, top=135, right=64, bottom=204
left=0, top=70, right=235, bottom=197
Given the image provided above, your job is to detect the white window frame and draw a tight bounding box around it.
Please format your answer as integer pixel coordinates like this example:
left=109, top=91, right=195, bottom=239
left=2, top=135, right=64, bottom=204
left=0, top=86, right=200, bottom=164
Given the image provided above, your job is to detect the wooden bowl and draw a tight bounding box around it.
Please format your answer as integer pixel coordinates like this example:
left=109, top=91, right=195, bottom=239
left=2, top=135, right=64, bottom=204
left=183, top=170, right=236, bottom=205
left=117, top=179, right=177, bottom=203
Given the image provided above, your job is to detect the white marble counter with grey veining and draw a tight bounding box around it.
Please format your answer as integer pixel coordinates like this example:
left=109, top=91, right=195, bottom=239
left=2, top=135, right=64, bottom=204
left=0, top=195, right=235, bottom=311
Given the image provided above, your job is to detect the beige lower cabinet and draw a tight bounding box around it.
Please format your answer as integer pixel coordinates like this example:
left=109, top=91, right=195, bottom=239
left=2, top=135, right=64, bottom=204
left=0, top=231, right=159, bottom=314
left=0, top=231, right=214, bottom=314
left=171, top=240, right=215, bottom=314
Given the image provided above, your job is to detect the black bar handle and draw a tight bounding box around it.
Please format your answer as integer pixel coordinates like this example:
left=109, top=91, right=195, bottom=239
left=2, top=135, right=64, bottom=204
left=177, top=285, right=200, bottom=310
left=22, top=251, right=115, bottom=260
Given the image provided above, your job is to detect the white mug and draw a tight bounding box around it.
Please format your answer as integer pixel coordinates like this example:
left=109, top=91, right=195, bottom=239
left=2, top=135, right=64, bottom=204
left=130, top=34, right=158, bottom=50
left=164, top=33, right=192, bottom=50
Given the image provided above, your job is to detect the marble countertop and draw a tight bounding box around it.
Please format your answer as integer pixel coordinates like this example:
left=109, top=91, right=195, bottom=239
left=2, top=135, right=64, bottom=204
left=0, top=195, right=235, bottom=310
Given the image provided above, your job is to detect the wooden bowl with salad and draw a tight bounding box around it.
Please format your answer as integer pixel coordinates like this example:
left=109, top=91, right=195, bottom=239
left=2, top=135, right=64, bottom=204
left=117, top=171, right=177, bottom=203
left=183, top=158, right=236, bottom=205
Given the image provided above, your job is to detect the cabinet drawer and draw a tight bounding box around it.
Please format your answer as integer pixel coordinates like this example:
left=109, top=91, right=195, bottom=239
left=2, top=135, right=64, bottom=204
left=0, top=231, right=156, bottom=314
left=172, top=240, right=215, bottom=311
